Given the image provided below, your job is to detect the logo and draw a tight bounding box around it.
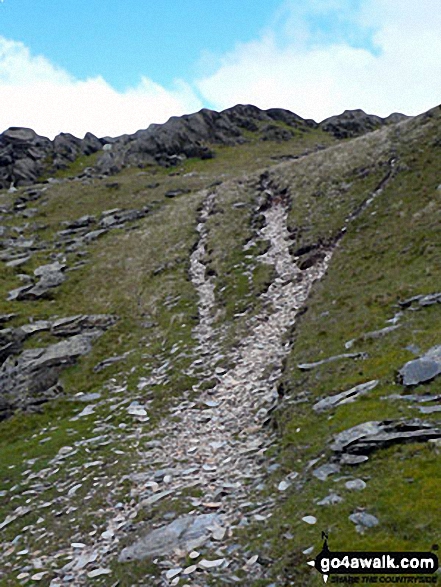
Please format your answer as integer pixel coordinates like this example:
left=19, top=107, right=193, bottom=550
left=307, top=533, right=439, bottom=584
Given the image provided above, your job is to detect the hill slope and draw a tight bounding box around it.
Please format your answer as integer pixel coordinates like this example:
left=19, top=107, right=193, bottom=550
left=0, top=103, right=440, bottom=586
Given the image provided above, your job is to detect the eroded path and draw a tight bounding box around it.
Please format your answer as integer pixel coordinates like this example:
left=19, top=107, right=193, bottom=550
left=112, top=187, right=332, bottom=584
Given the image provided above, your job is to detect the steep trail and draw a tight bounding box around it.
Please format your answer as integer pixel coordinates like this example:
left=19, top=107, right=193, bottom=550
left=115, top=186, right=333, bottom=584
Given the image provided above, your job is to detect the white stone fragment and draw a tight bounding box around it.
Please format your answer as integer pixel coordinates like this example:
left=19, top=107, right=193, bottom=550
left=165, top=568, right=182, bottom=580
left=198, top=558, right=225, bottom=569
left=87, top=568, right=112, bottom=578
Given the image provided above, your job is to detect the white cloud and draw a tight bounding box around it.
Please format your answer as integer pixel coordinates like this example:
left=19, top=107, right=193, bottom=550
left=196, top=0, right=441, bottom=121
left=0, top=37, right=202, bottom=139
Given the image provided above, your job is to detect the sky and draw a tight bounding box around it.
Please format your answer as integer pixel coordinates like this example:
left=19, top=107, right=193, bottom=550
left=0, top=0, right=440, bottom=139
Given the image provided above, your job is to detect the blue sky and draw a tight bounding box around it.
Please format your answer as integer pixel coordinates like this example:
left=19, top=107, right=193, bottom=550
left=0, top=0, right=440, bottom=138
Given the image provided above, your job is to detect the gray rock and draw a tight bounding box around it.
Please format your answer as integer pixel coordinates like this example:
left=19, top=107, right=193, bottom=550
left=298, top=352, right=367, bottom=371
left=399, top=345, right=441, bottom=386
left=165, top=189, right=190, bottom=198
left=317, top=492, right=343, bottom=506
left=0, top=327, right=26, bottom=364
left=349, top=512, right=379, bottom=533
left=312, top=463, right=341, bottom=481
left=50, top=314, right=116, bottom=337
left=345, top=479, right=367, bottom=491
left=345, top=326, right=400, bottom=349
left=340, top=454, right=369, bottom=465
left=8, top=261, right=67, bottom=301
left=417, top=405, right=441, bottom=414
left=399, top=292, right=441, bottom=308
left=331, top=419, right=441, bottom=458
left=0, top=314, right=16, bottom=325
left=313, top=380, right=378, bottom=412
left=0, top=334, right=95, bottom=418
left=94, top=105, right=315, bottom=175
left=319, top=109, right=406, bottom=139
left=118, top=514, right=221, bottom=561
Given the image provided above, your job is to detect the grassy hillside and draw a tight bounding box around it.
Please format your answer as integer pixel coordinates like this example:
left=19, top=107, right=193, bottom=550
left=0, top=106, right=440, bottom=586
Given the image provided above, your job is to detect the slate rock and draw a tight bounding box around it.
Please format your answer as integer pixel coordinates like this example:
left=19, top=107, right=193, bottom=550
left=398, top=345, right=441, bottom=386
left=331, top=419, right=441, bottom=458
left=312, top=463, right=341, bottom=481
left=317, top=492, right=343, bottom=506
left=399, top=292, right=441, bottom=309
left=313, top=380, right=378, bottom=412
left=298, top=352, right=367, bottom=371
left=118, top=513, right=221, bottom=561
left=345, top=325, right=400, bottom=349
left=0, top=327, right=26, bottom=365
left=345, top=479, right=367, bottom=491
left=0, top=332, right=104, bottom=419
left=349, top=512, right=379, bottom=533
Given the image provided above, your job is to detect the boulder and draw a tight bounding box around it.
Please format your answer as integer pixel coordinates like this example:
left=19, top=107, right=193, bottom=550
left=118, top=514, right=221, bottom=562
left=398, top=345, right=441, bottom=386
left=0, top=334, right=94, bottom=419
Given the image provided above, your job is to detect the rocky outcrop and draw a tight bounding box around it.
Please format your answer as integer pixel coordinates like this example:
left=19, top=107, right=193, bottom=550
left=0, top=128, right=103, bottom=188
left=319, top=109, right=409, bottom=139
left=0, top=105, right=410, bottom=187
left=0, top=314, right=116, bottom=420
left=93, top=104, right=317, bottom=175
left=330, top=419, right=440, bottom=460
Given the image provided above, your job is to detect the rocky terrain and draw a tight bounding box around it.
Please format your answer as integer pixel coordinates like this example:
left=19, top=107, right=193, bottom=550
left=0, top=103, right=440, bottom=586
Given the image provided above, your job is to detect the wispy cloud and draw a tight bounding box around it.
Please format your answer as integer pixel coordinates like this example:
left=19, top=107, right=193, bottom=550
left=196, top=0, right=441, bottom=121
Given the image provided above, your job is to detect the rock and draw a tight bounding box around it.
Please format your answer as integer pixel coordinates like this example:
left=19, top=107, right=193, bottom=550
left=319, top=109, right=404, bottom=139
left=0, top=327, right=26, bottom=364
left=165, top=568, right=182, bottom=580
left=9, top=261, right=67, bottom=300
left=165, top=188, right=191, bottom=198
left=94, top=104, right=315, bottom=176
left=312, top=463, right=341, bottom=481
left=340, top=454, right=369, bottom=465
left=345, top=479, right=367, bottom=491
left=0, top=127, right=52, bottom=188
left=63, top=215, right=96, bottom=230
left=345, top=326, right=400, bottom=349
left=182, top=564, right=197, bottom=575
left=98, top=207, right=148, bottom=229
left=399, top=292, right=441, bottom=308
left=349, top=512, right=379, bottom=533
left=330, top=419, right=441, bottom=459
left=0, top=314, right=16, bottom=325
left=0, top=332, right=104, bottom=419
left=278, top=480, right=290, bottom=491
left=50, top=314, right=117, bottom=337
left=198, top=558, right=225, bottom=569
left=317, top=492, right=343, bottom=506
left=302, top=515, right=317, bottom=525
left=86, top=568, right=112, bottom=578
left=313, top=380, right=378, bottom=411
left=93, top=354, right=126, bottom=372
left=298, top=352, right=367, bottom=371
left=118, top=514, right=221, bottom=561
left=398, top=345, right=441, bottom=386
